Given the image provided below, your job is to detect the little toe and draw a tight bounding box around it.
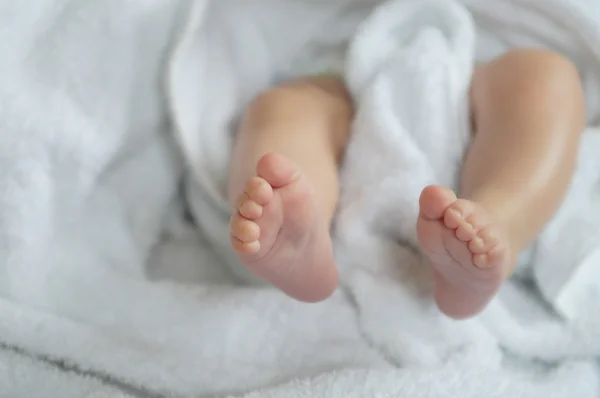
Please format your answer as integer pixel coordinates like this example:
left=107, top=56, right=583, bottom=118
left=473, top=252, right=493, bottom=269
left=245, top=177, right=273, bottom=205
left=257, top=153, right=300, bottom=188
left=419, top=185, right=457, bottom=220
left=231, top=237, right=261, bottom=255
left=231, top=216, right=260, bottom=243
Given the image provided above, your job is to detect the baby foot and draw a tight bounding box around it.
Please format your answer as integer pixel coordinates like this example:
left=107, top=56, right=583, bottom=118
left=416, top=185, right=513, bottom=319
left=230, top=153, right=338, bottom=302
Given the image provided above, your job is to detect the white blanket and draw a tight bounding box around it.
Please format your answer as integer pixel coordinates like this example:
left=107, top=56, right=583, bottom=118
left=1, top=0, right=600, bottom=396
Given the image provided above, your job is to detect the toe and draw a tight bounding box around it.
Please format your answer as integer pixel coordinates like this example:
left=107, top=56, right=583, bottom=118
left=237, top=196, right=263, bottom=220
left=419, top=185, right=457, bottom=220
left=469, top=226, right=500, bottom=254
left=231, top=216, right=260, bottom=242
left=468, top=236, right=487, bottom=253
left=257, top=153, right=301, bottom=188
left=231, top=237, right=261, bottom=254
left=473, top=246, right=505, bottom=269
left=473, top=252, right=493, bottom=269
left=443, top=199, right=474, bottom=229
left=455, top=222, right=476, bottom=242
left=245, top=177, right=273, bottom=205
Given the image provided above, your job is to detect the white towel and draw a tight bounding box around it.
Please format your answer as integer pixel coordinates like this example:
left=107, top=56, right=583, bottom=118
left=334, top=0, right=600, bottom=372
left=1, top=0, right=600, bottom=397
left=0, top=347, right=137, bottom=398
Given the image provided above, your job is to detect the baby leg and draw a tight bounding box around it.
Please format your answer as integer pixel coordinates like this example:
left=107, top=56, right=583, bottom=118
left=417, top=49, right=585, bottom=319
left=229, top=76, right=353, bottom=302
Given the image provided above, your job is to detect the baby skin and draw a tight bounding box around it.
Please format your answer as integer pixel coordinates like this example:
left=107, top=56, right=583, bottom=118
left=228, top=49, right=585, bottom=319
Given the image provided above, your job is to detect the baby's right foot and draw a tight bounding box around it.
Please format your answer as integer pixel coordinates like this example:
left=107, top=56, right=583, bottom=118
left=230, top=153, right=338, bottom=302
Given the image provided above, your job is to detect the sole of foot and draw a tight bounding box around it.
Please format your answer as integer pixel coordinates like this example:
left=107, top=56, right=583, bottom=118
left=230, top=153, right=338, bottom=302
left=416, top=185, right=512, bottom=319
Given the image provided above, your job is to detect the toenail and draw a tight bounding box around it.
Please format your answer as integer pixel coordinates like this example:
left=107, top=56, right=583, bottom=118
left=472, top=237, right=484, bottom=249
left=449, top=209, right=461, bottom=218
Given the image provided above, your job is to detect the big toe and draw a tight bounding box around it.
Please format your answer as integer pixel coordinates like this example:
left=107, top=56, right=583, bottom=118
left=419, top=185, right=457, bottom=220
left=256, top=153, right=300, bottom=188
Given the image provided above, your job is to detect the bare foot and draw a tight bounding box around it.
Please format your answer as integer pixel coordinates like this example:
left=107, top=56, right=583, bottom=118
left=230, top=153, right=338, bottom=302
left=416, top=185, right=513, bottom=319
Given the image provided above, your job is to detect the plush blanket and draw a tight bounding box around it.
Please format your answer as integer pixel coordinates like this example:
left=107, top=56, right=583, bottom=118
left=1, top=0, right=600, bottom=397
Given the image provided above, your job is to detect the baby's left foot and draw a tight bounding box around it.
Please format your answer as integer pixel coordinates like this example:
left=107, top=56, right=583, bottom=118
left=416, top=185, right=513, bottom=319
